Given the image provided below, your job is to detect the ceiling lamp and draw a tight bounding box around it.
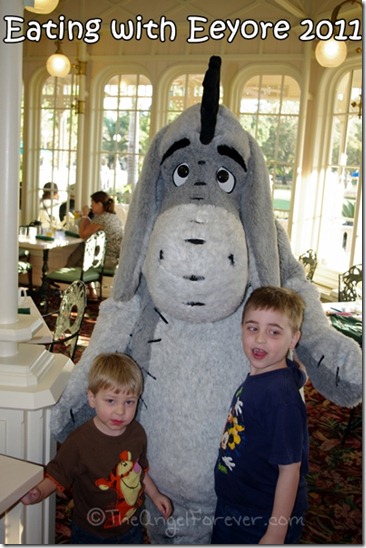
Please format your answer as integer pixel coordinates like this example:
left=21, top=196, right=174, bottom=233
left=315, top=0, right=362, bottom=68
left=24, top=0, right=59, bottom=14
left=315, top=38, right=348, bottom=68
left=46, top=41, right=71, bottom=78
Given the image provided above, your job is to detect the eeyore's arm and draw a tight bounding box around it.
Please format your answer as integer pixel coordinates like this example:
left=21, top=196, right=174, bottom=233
left=276, top=222, right=362, bottom=408
left=50, top=295, right=141, bottom=441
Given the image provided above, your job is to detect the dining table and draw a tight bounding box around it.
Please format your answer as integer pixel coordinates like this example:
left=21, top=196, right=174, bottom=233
left=322, top=300, right=362, bottom=443
left=18, top=230, right=83, bottom=304
left=0, top=454, right=43, bottom=516
left=322, top=301, right=362, bottom=347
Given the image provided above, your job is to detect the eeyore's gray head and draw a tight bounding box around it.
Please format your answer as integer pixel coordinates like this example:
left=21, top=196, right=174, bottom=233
left=113, top=56, right=280, bottom=322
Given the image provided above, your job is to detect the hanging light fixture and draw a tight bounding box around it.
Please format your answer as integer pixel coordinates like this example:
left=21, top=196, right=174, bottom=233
left=24, top=0, right=59, bottom=14
left=315, top=38, right=348, bottom=68
left=46, top=41, right=71, bottom=78
left=315, top=0, right=362, bottom=68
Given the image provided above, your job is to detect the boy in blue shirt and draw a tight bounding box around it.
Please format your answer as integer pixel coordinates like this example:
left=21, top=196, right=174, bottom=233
left=212, top=286, right=308, bottom=544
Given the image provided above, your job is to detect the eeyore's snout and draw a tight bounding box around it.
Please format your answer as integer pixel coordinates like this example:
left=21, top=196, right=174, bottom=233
left=142, top=203, right=248, bottom=323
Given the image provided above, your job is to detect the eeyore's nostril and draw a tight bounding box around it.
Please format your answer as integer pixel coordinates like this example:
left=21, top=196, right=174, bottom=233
left=159, top=250, right=164, bottom=260
left=183, top=275, right=205, bottom=281
left=185, top=238, right=205, bottom=245
left=228, top=254, right=235, bottom=265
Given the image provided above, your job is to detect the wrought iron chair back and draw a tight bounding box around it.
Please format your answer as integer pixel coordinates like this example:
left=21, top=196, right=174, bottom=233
left=47, top=230, right=107, bottom=301
left=82, top=230, right=106, bottom=273
left=18, top=248, right=33, bottom=293
left=298, top=249, right=318, bottom=281
left=338, top=264, right=362, bottom=302
left=49, top=280, right=87, bottom=361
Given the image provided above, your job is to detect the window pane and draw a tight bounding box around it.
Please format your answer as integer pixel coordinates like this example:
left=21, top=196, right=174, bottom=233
left=38, top=74, right=79, bottom=227
left=100, top=73, right=152, bottom=203
left=166, top=73, right=223, bottom=124
left=317, top=68, right=362, bottom=272
left=238, top=74, right=300, bottom=233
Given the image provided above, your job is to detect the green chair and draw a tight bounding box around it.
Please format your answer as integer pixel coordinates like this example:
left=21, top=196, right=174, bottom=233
left=44, top=280, right=87, bottom=361
left=102, top=264, right=118, bottom=277
left=47, top=230, right=106, bottom=300
left=18, top=248, right=33, bottom=293
left=338, top=264, right=362, bottom=302
left=298, top=249, right=318, bottom=281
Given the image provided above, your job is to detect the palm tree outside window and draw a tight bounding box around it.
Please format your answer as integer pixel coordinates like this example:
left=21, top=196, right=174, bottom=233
left=100, top=73, right=152, bottom=204
left=238, top=74, right=301, bottom=236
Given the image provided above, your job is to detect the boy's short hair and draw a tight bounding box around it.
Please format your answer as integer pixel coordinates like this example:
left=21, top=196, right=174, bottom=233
left=88, top=353, right=144, bottom=396
left=242, top=286, right=305, bottom=332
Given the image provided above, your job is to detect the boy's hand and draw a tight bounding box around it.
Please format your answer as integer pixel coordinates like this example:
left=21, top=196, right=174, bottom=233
left=153, top=492, right=173, bottom=519
left=21, top=477, right=57, bottom=505
left=21, top=486, right=42, bottom=505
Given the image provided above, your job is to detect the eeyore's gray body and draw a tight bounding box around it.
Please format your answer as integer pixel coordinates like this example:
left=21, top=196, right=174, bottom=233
left=50, top=60, right=361, bottom=543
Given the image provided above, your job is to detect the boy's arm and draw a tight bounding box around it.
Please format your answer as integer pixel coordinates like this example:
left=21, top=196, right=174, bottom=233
left=143, top=472, right=173, bottom=519
left=21, top=477, right=57, bottom=505
left=259, top=462, right=301, bottom=545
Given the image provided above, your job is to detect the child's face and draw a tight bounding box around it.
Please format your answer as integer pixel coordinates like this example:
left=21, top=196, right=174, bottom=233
left=242, top=307, right=300, bottom=375
left=88, top=386, right=139, bottom=436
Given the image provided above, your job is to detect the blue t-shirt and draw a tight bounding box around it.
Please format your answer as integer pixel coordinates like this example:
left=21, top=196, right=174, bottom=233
left=214, top=360, right=308, bottom=515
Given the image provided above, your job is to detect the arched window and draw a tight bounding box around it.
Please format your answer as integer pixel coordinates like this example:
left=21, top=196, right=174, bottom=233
left=237, top=74, right=301, bottom=234
left=165, top=72, right=223, bottom=124
left=38, top=74, right=79, bottom=226
left=99, top=73, right=152, bottom=203
left=316, top=68, right=362, bottom=273
left=166, top=73, right=205, bottom=123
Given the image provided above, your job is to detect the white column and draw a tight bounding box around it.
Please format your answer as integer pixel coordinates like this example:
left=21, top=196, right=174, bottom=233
left=0, top=5, right=74, bottom=545
left=75, top=41, right=87, bottom=210
left=0, top=0, right=23, bottom=327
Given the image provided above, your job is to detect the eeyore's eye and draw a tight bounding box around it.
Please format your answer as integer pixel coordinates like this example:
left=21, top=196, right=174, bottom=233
left=173, top=163, right=190, bottom=186
left=216, top=168, right=235, bottom=193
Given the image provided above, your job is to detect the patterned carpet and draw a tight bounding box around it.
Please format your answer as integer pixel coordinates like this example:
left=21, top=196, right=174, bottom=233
left=41, top=297, right=362, bottom=545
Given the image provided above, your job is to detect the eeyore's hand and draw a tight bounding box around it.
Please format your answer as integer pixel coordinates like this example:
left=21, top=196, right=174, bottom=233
left=277, top=223, right=362, bottom=408
left=297, top=318, right=362, bottom=408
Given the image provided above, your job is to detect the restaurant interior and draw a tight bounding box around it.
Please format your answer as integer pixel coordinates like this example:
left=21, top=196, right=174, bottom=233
left=0, top=0, right=362, bottom=543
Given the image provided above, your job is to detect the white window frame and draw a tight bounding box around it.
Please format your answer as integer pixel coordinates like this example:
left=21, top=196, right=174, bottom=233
left=309, top=60, right=362, bottom=289
left=230, top=65, right=303, bottom=240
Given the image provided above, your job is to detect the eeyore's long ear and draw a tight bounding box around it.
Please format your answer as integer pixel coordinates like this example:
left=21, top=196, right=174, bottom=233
left=240, top=133, right=281, bottom=287
left=113, top=127, right=167, bottom=301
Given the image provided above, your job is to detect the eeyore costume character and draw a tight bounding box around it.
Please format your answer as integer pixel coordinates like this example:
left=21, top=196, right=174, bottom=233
left=50, top=57, right=361, bottom=543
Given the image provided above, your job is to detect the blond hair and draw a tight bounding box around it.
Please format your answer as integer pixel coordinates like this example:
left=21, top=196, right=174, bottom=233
left=88, top=353, right=143, bottom=396
left=242, top=286, right=305, bottom=333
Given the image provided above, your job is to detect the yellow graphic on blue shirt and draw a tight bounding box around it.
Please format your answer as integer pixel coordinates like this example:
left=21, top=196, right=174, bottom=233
left=217, top=385, right=245, bottom=474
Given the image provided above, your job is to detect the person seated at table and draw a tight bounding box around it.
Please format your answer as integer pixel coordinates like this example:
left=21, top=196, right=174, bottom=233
left=67, top=191, right=123, bottom=299
left=38, top=182, right=62, bottom=229
left=59, top=184, right=76, bottom=225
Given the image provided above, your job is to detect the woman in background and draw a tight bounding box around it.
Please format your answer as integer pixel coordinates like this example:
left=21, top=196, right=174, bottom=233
left=78, top=191, right=123, bottom=270
left=38, top=182, right=61, bottom=229
left=67, top=191, right=123, bottom=300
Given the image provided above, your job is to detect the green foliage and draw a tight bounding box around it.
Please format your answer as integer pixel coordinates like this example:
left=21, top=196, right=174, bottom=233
left=342, top=199, right=355, bottom=219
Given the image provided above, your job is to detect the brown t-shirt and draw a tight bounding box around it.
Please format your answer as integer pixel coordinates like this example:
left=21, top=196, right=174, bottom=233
left=46, top=418, right=148, bottom=539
